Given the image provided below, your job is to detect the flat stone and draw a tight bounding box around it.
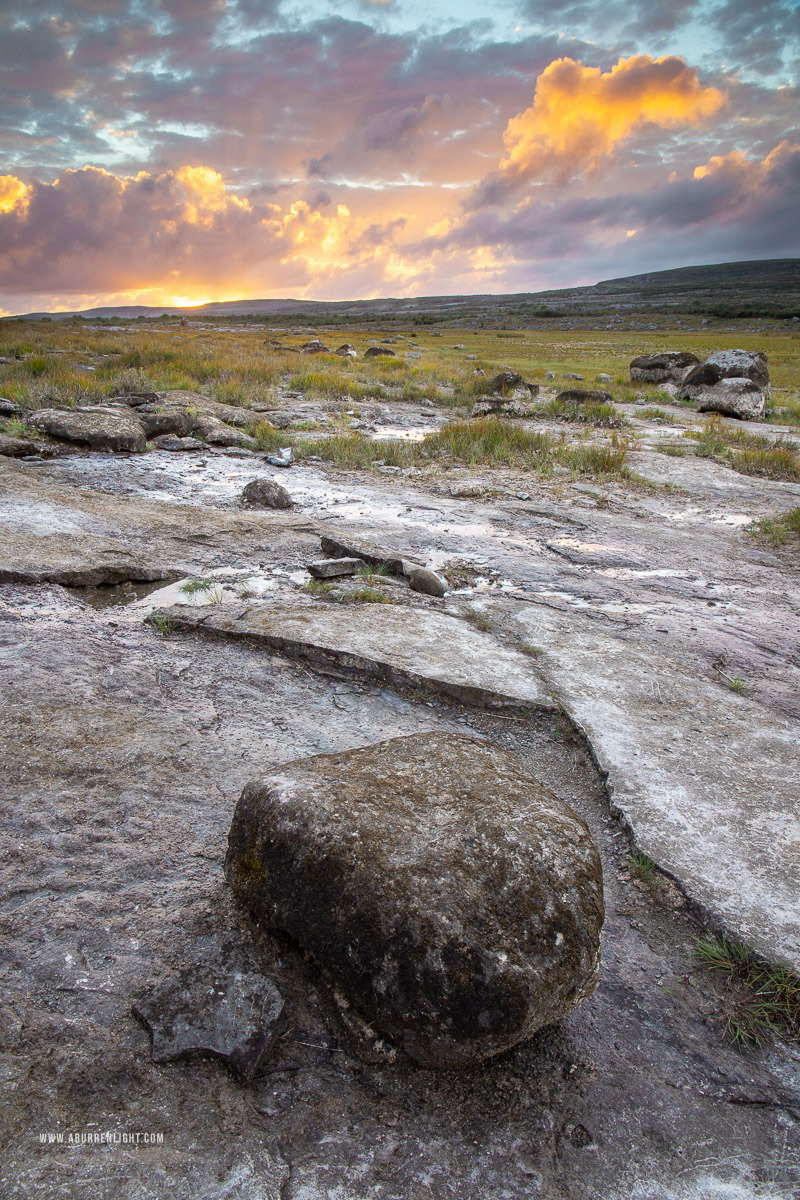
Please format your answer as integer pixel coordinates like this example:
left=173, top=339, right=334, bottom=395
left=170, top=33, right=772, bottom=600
left=307, top=557, right=363, bottom=578
left=0, top=398, right=22, bottom=417
left=152, top=599, right=557, bottom=711
left=320, top=533, right=419, bottom=576
left=364, top=346, right=396, bottom=358
left=555, top=390, right=614, bottom=405
left=226, top=732, right=603, bottom=1068
left=0, top=433, right=35, bottom=458
left=30, top=406, right=147, bottom=453
left=241, top=478, right=293, bottom=509
left=141, top=410, right=194, bottom=438
left=191, top=413, right=255, bottom=449
left=513, top=603, right=800, bottom=973
left=133, top=957, right=284, bottom=1083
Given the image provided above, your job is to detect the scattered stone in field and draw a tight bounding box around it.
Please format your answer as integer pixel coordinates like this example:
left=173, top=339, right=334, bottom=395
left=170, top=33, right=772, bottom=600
left=404, top=565, right=447, bottom=597
left=264, top=411, right=292, bottom=429
left=449, top=482, right=486, bottom=498
left=264, top=447, right=293, bottom=468
left=191, top=414, right=256, bottom=448
left=562, top=373, right=584, bottom=381
left=472, top=396, right=534, bottom=418
left=466, top=354, right=478, bottom=360
left=133, top=962, right=285, bottom=1084
left=471, top=368, right=486, bottom=378
left=226, top=732, right=603, bottom=1068
left=596, top=373, right=612, bottom=383
left=140, top=410, right=193, bottom=438
left=0, top=398, right=21, bottom=417
left=320, top=533, right=415, bottom=575
left=680, top=350, right=770, bottom=419
left=301, top=340, right=331, bottom=354
left=695, top=378, right=768, bottom=421
left=30, top=405, right=147, bottom=453
left=488, top=371, right=536, bottom=396
left=334, top=344, right=358, bottom=358
left=544, top=371, right=555, bottom=380
left=453, top=344, right=467, bottom=350
left=151, top=434, right=205, bottom=452
left=364, top=346, right=397, bottom=359
left=308, top=557, right=362, bottom=578
left=629, top=352, right=699, bottom=384
left=555, top=390, right=614, bottom=405
left=241, top=478, right=293, bottom=509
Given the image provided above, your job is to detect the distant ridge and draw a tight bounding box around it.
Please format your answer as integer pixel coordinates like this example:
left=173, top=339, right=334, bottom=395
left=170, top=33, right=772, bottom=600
left=8, top=258, right=800, bottom=322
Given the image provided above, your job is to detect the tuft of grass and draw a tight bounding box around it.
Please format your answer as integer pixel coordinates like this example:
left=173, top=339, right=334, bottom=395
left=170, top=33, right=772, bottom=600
left=2, top=417, right=34, bottom=439
left=357, top=563, right=390, bottom=584
left=685, top=415, right=800, bottom=481
left=149, top=614, right=174, bottom=635
left=540, top=397, right=624, bottom=428
left=627, top=851, right=657, bottom=883
left=345, top=585, right=390, bottom=604
left=460, top=604, right=493, bottom=632
left=519, top=642, right=545, bottom=657
left=656, top=443, right=688, bottom=456
left=750, top=506, right=800, bottom=546
left=179, top=576, right=216, bottom=595
left=640, top=407, right=679, bottom=424
left=726, top=676, right=748, bottom=694
left=694, top=934, right=800, bottom=1049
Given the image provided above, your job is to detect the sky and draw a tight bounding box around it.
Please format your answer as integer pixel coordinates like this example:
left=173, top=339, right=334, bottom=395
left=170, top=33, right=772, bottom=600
left=0, top=0, right=798, bottom=313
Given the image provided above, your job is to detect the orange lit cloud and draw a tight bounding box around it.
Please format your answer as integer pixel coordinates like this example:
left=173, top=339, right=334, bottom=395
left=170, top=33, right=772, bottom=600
left=472, top=54, right=725, bottom=205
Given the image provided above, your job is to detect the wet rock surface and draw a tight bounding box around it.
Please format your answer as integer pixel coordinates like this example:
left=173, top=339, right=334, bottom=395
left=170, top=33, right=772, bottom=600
left=226, top=733, right=604, bottom=1068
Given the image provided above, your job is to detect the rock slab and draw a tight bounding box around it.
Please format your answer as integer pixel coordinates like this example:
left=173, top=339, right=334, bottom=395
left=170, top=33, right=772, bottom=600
left=226, top=732, right=604, bottom=1068
left=31, top=406, right=147, bottom=453
left=133, top=964, right=284, bottom=1083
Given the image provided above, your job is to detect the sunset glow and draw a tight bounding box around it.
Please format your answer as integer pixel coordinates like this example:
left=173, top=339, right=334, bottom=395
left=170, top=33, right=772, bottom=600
left=0, top=0, right=797, bottom=313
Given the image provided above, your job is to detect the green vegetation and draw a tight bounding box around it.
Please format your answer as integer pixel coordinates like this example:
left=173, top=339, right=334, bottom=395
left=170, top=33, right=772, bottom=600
left=640, top=407, right=679, bottom=423
left=750, top=506, right=800, bottom=546
left=685, top=415, right=800, bottom=481
left=694, top=934, right=800, bottom=1049
left=539, top=396, right=624, bottom=427
left=627, top=851, right=658, bottom=883
left=459, top=604, right=493, bottom=632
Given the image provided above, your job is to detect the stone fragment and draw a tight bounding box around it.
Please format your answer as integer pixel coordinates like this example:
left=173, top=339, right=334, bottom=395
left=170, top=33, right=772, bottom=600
left=241, top=478, right=293, bottom=509
left=0, top=433, right=34, bottom=457
left=112, top=391, right=160, bottom=406
left=133, top=964, right=284, bottom=1084
left=191, top=413, right=256, bottom=448
left=320, top=533, right=416, bottom=576
left=264, top=447, right=293, bottom=468
left=404, top=565, right=447, bottom=597
left=265, top=411, right=292, bottom=429
left=629, top=352, right=699, bottom=384
left=141, top=410, right=193, bottom=438
left=596, top=373, right=612, bottom=383
left=555, top=390, right=614, bottom=405
left=150, top=434, right=205, bottom=452
left=488, top=371, right=536, bottom=395
left=334, top=344, right=358, bottom=358
left=226, top=732, right=604, bottom=1068
left=308, top=556, right=363, bottom=578
left=562, top=373, right=584, bottom=381
left=301, top=340, right=331, bottom=354
left=0, top=398, right=21, bottom=417
left=30, top=406, right=147, bottom=453
left=364, top=346, right=397, bottom=359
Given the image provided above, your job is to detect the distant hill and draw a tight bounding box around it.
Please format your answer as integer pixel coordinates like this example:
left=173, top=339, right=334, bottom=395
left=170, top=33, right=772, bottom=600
left=10, top=258, right=800, bottom=324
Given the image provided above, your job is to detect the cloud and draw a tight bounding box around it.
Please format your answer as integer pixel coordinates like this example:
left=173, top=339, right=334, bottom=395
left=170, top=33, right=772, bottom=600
left=363, top=97, right=441, bottom=151
left=471, top=54, right=726, bottom=206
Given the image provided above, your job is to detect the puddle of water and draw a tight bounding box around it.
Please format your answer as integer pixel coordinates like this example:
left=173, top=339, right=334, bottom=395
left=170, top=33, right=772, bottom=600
left=70, top=578, right=176, bottom=610
left=131, top=566, right=310, bottom=612
left=369, top=426, right=434, bottom=442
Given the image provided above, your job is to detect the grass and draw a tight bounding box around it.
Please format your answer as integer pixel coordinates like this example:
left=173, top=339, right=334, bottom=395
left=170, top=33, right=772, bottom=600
left=640, top=407, right=679, bottom=423
left=694, top=934, right=800, bottom=1049
left=656, top=442, right=688, bottom=456
left=685, top=414, right=800, bottom=481
left=519, top=642, right=545, bottom=657
left=149, top=614, right=174, bottom=635
left=179, top=576, right=216, bottom=594
left=750, top=506, right=800, bottom=546
left=459, top=604, right=493, bottom=632
left=726, top=676, right=748, bottom=694
left=627, top=851, right=658, bottom=883
left=539, top=396, right=624, bottom=428
left=304, top=579, right=389, bottom=604
left=1, top=417, right=35, bottom=439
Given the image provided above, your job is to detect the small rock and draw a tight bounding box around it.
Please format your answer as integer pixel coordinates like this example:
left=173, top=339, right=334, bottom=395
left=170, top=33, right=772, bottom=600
left=596, top=373, right=612, bottom=383
left=0, top=432, right=34, bottom=457
left=141, top=410, right=193, bottom=438
left=555, top=390, right=614, bottom=405
left=364, top=346, right=397, bottom=359
left=133, top=963, right=284, bottom=1084
left=150, top=435, right=205, bottom=452
left=264, top=447, right=293, bottom=468
left=308, top=557, right=362, bottom=579
left=265, top=411, right=292, bottom=429
left=301, top=340, right=330, bottom=354
left=562, top=373, right=584, bottom=381
left=489, top=371, right=527, bottom=395
left=0, top=398, right=22, bottom=417
left=466, top=354, right=478, bottom=361
left=544, top=371, right=555, bottom=380
left=453, top=344, right=467, bottom=350
left=471, top=368, right=486, bottom=378
left=404, top=565, right=447, bottom=597
left=334, top=344, right=358, bottom=358
left=241, top=478, right=293, bottom=509
left=191, top=414, right=255, bottom=449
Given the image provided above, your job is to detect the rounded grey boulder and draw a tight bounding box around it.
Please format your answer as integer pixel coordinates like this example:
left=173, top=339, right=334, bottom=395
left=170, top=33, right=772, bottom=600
left=241, top=478, right=293, bottom=509
left=225, top=732, right=604, bottom=1068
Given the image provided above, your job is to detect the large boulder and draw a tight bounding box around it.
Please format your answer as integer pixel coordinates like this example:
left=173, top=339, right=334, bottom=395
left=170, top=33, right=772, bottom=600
left=226, top=732, right=604, bottom=1069
left=30, top=406, right=146, bottom=453
left=629, top=352, right=699, bottom=384
left=695, top=378, right=767, bottom=421
left=488, top=371, right=537, bottom=396
left=680, top=349, right=770, bottom=419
